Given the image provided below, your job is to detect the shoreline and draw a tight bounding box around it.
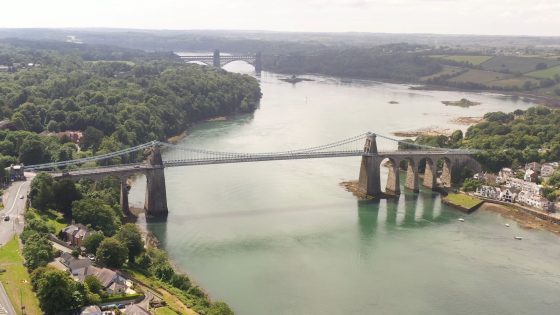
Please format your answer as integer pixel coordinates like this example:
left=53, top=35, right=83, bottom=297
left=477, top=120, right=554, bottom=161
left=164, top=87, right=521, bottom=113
left=479, top=202, right=560, bottom=235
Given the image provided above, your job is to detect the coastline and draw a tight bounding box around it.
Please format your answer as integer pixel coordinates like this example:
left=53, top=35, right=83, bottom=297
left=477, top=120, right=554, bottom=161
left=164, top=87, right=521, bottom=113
left=479, top=202, right=560, bottom=235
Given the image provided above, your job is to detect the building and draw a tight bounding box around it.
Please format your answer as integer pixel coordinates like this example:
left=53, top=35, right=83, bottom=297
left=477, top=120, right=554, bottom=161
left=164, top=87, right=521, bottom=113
left=60, top=252, right=92, bottom=276
left=9, top=164, right=25, bottom=181
left=76, top=266, right=127, bottom=294
left=62, top=224, right=94, bottom=247
left=474, top=186, right=501, bottom=199
left=498, top=189, right=516, bottom=203
left=517, top=191, right=554, bottom=212
left=525, top=162, right=542, bottom=173
left=505, top=178, right=542, bottom=195
left=541, top=163, right=558, bottom=177
left=81, top=305, right=102, bottom=315
left=524, top=169, right=538, bottom=182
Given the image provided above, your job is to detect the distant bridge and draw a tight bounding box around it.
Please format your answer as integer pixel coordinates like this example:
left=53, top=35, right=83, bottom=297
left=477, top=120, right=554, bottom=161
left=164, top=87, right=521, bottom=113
left=178, top=49, right=262, bottom=73
left=25, top=133, right=480, bottom=217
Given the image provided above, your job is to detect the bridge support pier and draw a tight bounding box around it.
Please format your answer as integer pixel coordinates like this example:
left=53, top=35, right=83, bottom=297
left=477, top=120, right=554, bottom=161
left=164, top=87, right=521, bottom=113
left=144, top=146, right=168, bottom=217
left=255, top=52, right=262, bottom=74
left=404, top=160, right=419, bottom=192
left=213, top=49, right=221, bottom=68
left=423, top=159, right=437, bottom=189
left=385, top=160, right=401, bottom=195
left=120, top=178, right=130, bottom=215
left=358, top=133, right=382, bottom=197
left=440, top=158, right=452, bottom=188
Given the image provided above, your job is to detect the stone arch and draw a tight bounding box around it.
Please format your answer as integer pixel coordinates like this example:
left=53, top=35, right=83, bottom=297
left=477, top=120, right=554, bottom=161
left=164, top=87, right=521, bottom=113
left=381, top=157, right=400, bottom=195
left=420, top=157, right=436, bottom=189
left=437, top=157, right=452, bottom=187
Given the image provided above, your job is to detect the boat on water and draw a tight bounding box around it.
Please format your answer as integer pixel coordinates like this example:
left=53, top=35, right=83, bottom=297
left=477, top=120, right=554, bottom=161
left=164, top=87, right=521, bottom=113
left=515, top=236, right=523, bottom=240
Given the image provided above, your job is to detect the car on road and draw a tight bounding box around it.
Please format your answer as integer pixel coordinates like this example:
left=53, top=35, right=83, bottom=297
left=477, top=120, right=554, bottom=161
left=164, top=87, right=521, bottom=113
left=3, top=216, right=9, bottom=221
left=19, top=195, right=24, bottom=199
left=87, top=254, right=96, bottom=261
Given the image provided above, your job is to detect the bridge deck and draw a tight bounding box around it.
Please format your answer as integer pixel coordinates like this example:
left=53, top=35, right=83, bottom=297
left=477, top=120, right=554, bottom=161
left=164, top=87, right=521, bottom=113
left=47, top=150, right=473, bottom=177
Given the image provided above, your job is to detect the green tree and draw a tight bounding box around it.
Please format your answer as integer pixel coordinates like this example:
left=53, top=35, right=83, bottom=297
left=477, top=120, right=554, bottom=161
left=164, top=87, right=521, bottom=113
left=18, top=138, right=49, bottom=165
left=83, top=233, right=105, bottom=254
left=96, top=237, right=128, bottom=268
left=34, top=268, right=81, bottom=315
left=84, top=275, right=103, bottom=295
left=22, top=232, right=54, bottom=270
left=52, top=179, right=82, bottom=214
left=207, top=302, right=234, bottom=315
left=72, top=198, right=119, bottom=235
left=115, top=223, right=144, bottom=262
left=81, top=126, right=104, bottom=152
left=462, top=178, right=482, bottom=192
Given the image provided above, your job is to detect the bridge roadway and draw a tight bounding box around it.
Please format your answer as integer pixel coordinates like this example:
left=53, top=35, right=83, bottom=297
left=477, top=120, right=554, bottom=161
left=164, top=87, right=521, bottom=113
left=49, top=149, right=473, bottom=178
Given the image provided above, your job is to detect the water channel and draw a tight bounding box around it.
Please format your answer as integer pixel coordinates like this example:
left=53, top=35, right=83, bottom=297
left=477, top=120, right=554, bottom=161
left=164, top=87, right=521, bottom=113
left=130, top=62, right=560, bottom=315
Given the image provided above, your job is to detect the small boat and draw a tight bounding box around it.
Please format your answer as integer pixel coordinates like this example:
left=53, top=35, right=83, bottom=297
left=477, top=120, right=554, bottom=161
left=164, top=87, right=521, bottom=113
left=458, top=218, right=465, bottom=222
left=514, top=236, right=523, bottom=240
left=505, top=223, right=510, bottom=227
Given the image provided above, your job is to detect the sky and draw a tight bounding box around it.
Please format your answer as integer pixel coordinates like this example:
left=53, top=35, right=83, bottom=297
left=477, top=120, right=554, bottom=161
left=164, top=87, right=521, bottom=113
left=1, top=0, right=559, bottom=36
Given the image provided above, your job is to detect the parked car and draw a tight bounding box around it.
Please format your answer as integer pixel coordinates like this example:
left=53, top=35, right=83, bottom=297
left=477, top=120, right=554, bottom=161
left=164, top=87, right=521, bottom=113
left=87, top=254, right=96, bottom=261
left=19, top=195, right=24, bottom=199
left=3, top=216, right=9, bottom=221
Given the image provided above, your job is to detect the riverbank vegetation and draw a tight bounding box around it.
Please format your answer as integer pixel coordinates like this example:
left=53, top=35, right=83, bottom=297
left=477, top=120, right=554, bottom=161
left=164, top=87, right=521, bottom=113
left=407, top=106, right=560, bottom=172
left=0, top=39, right=261, bottom=168
left=23, top=173, right=235, bottom=314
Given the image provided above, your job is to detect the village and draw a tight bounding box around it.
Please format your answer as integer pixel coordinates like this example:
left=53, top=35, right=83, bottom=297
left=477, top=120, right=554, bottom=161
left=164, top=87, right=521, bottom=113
left=46, top=223, right=162, bottom=315
left=472, top=161, right=560, bottom=214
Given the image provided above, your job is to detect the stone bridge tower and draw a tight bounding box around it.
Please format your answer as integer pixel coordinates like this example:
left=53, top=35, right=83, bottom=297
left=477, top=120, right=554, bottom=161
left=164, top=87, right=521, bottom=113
left=145, top=145, right=169, bottom=217
left=358, top=133, right=382, bottom=196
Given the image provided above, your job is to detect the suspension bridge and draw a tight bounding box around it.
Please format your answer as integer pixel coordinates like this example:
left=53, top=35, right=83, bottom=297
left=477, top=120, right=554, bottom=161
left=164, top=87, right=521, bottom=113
left=23, top=132, right=480, bottom=217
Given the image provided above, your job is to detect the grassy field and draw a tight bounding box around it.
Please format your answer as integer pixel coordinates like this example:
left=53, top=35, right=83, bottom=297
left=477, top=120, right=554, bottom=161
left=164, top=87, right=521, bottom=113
left=430, top=55, right=493, bottom=65
left=154, top=306, right=180, bottom=315
left=449, top=69, right=511, bottom=84
left=0, top=238, right=41, bottom=315
left=419, top=65, right=465, bottom=81
left=445, top=193, right=483, bottom=209
left=490, top=77, right=540, bottom=89
left=526, top=65, right=560, bottom=79
left=480, top=56, right=560, bottom=74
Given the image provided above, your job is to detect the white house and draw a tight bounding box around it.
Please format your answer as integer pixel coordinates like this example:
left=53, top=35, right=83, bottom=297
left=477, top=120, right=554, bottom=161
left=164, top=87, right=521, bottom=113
left=475, top=186, right=501, bottom=199
left=499, top=189, right=516, bottom=203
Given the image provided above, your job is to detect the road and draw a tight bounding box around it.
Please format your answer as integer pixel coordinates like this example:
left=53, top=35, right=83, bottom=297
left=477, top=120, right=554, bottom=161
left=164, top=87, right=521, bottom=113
left=0, top=174, right=33, bottom=247
left=0, top=282, right=16, bottom=315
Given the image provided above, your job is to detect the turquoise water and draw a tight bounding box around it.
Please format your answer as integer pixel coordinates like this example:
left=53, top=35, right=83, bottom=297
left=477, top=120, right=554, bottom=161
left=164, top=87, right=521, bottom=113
left=130, top=63, right=560, bottom=314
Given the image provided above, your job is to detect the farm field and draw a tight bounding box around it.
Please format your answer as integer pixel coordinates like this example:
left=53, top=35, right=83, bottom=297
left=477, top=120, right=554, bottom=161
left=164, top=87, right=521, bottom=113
left=526, top=65, right=560, bottom=79
left=429, top=55, right=493, bottom=65
left=448, top=69, right=511, bottom=84
left=480, top=56, right=560, bottom=73
left=490, top=77, right=540, bottom=89
left=419, top=65, right=465, bottom=81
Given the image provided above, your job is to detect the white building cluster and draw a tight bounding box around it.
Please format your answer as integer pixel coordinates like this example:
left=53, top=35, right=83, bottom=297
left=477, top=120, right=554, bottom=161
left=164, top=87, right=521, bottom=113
left=473, top=161, right=558, bottom=212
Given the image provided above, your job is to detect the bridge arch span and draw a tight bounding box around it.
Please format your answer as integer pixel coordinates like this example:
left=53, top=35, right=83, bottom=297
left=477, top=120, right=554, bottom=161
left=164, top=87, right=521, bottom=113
left=381, top=157, right=400, bottom=195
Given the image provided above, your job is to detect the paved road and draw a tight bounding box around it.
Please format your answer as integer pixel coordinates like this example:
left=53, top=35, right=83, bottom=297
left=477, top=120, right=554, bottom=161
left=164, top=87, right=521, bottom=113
left=0, top=282, right=16, bottom=315
left=0, top=175, right=33, bottom=247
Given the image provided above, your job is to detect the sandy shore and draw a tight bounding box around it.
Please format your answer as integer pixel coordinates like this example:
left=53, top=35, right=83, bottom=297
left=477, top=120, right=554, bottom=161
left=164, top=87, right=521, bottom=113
left=451, top=116, right=483, bottom=125
left=392, top=127, right=452, bottom=138
left=479, top=202, right=560, bottom=235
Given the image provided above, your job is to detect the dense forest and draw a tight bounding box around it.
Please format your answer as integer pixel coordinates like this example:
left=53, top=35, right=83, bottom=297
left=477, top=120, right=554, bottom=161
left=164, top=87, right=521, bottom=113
left=0, top=40, right=261, bottom=170
left=410, top=106, right=560, bottom=172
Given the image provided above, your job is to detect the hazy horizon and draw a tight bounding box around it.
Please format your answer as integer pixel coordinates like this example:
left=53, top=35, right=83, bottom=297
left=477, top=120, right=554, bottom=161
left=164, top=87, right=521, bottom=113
left=2, top=0, right=559, bottom=37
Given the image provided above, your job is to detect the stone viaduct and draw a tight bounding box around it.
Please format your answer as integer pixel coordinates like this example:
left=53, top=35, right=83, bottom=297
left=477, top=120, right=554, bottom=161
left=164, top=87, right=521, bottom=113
left=358, top=133, right=481, bottom=197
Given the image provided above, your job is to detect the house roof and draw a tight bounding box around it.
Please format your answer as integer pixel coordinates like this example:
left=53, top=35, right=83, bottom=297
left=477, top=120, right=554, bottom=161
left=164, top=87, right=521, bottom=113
left=60, top=253, right=92, bottom=273
left=95, top=267, right=118, bottom=287
left=81, top=305, right=101, bottom=315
